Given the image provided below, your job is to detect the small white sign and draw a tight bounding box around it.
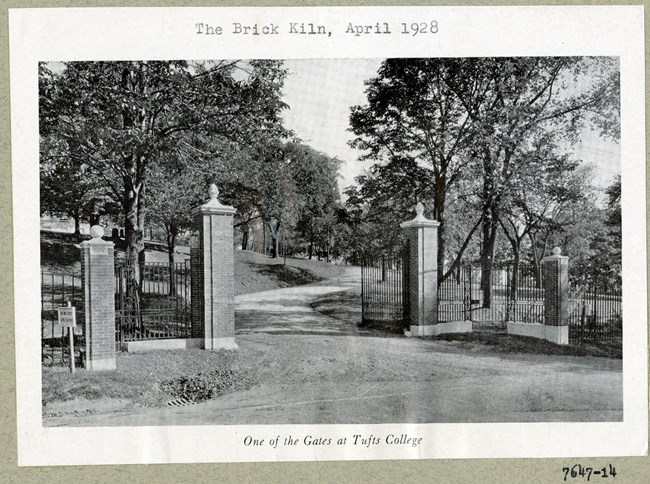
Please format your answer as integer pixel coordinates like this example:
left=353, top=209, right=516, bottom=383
left=57, top=306, right=76, bottom=328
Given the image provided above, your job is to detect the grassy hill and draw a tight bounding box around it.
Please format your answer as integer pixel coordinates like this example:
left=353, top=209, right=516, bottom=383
left=40, top=231, right=347, bottom=296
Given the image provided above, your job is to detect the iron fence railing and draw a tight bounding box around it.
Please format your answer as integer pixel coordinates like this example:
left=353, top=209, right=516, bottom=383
left=437, top=263, right=544, bottom=326
left=40, top=270, right=85, bottom=366
left=568, top=279, right=622, bottom=343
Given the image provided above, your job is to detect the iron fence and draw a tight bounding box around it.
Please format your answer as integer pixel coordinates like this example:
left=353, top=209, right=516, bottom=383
left=569, top=278, right=622, bottom=343
left=115, top=260, right=192, bottom=344
left=41, top=270, right=85, bottom=366
left=361, top=248, right=408, bottom=330
left=506, top=264, right=545, bottom=324
left=437, top=263, right=544, bottom=327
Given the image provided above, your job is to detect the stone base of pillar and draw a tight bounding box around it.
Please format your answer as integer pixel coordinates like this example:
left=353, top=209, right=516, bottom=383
left=507, top=322, right=569, bottom=345
left=85, top=357, right=116, bottom=371
left=204, top=337, right=239, bottom=351
left=407, top=321, right=473, bottom=337
left=123, top=338, right=204, bottom=353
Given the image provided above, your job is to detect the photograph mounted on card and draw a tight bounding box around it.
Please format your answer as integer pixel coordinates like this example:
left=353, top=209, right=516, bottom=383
left=9, top=5, right=646, bottom=466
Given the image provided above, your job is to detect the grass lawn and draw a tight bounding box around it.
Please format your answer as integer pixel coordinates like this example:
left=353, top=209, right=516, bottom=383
left=233, top=250, right=348, bottom=295
left=427, top=332, right=622, bottom=359
left=42, top=349, right=252, bottom=417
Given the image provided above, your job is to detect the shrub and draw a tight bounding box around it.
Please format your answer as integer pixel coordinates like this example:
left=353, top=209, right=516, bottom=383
left=159, top=369, right=253, bottom=403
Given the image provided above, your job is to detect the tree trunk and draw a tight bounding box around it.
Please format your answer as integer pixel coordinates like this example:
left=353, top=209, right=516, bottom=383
left=433, top=177, right=447, bottom=285
left=529, top=232, right=548, bottom=288
left=122, top=176, right=146, bottom=334
left=437, top=221, right=445, bottom=281
left=263, top=221, right=267, bottom=255
left=266, top=219, right=280, bottom=258
left=480, top=215, right=499, bottom=308
left=166, top=228, right=177, bottom=296
left=124, top=176, right=146, bottom=286
left=510, top=245, right=521, bottom=301
left=326, top=229, right=331, bottom=263
left=282, top=228, right=287, bottom=265
left=73, top=211, right=81, bottom=237
left=480, top=150, right=500, bottom=308
left=308, top=220, right=314, bottom=259
left=241, top=225, right=249, bottom=251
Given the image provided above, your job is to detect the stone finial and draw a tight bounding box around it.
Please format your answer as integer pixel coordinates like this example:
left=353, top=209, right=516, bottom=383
left=204, top=183, right=227, bottom=209
left=542, top=246, right=567, bottom=262
left=415, top=202, right=424, bottom=216
left=400, top=202, right=438, bottom=228
left=208, top=183, right=219, bottom=201
left=410, top=202, right=429, bottom=223
left=194, top=183, right=236, bottom=215
left=89, top=225, right=104, bottom=239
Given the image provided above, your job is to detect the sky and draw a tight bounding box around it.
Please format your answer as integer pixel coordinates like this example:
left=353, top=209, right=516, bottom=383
left=279, top=58, right=621, bottom=193
left=280, top=59, right=383, bottom=191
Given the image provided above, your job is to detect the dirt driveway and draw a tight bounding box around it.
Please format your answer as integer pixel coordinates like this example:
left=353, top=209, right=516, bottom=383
left=46, top=266, right=622, bottom=426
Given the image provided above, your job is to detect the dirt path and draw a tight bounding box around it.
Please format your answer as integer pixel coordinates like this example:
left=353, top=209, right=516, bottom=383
left=235, top=266, right=363, bottom=336
left=46, top=266, right=622, bottom=426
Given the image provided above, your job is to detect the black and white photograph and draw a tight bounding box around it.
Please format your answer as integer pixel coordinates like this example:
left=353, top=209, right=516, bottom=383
left=9, top=5, right=647, bottom=466
left=38, top=55, right=624, bottom=427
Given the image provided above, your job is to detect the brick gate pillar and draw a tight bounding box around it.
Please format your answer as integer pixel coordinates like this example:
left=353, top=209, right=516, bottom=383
left=400, top=203, right=438, bottom=336
left=400, top=203, right=472, bottom=337
left=80, top=225, right=116, bottom=370
left=190, top=184, right=238, bottom=350
left=541, top=247, right=570, bottom=344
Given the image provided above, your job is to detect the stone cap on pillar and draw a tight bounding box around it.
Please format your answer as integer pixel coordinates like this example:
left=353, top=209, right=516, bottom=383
left=400, top=203, right=440, bottom=228
left=192, top=184, right=236, bottom=216
left=542, top=246, right=569, bottom=261
left=80, top=225, right=113, bottom=246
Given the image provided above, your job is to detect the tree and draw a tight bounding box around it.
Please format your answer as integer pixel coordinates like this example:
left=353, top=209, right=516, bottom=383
left=350, top=59, right=476, bottom=276
left=40, top=60, right=289, bottom=282
left=145, top=157, right=205, bottom=292
left=284, top=143, right=342, bottom=260
left=604, top=175, right=622, bottom=274
left=222, top=139, right=343, bottom=260
left=40, top=138, right=118, bottom=235
left=350, top=57, right=619, bottom=306
left=145, top=146, right=223, bottom=295
left=39, top=67, right=120, bottom=234
left=498, top=140, right=589, bottom=293
left=250, top=140, right=296, bottom=258
left=341, top=156, right=434, bottom=260
left=443, top=57, right=619, bottom=305
left=556, top=175, right=621, bottom=283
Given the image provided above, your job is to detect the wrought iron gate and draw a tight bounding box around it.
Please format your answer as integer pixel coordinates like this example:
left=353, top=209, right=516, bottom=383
left=115, top=260, right=191, bottom=345
left=361, top=245, right=410, bottom=330
left=437, top=263, right=544, bottom=327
